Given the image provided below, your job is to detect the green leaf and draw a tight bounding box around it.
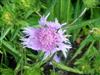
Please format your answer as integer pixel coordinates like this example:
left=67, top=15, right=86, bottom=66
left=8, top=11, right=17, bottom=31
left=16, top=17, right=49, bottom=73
left=24, top=67, right=41, bottom=75
left=54, top=0, right=73, bottom=22
left=2, top=40, right=21, bottom=58
left=0, top=68, right=14, bottom=75
left=71, top=35, right=94, bottom=60
left=66, top=18, right=100, bottom=32
left=0, top=26, right=12, bottom=41
left=52, top=61, right=83, bottom=74
left=24, top=62, right=42, bottom=75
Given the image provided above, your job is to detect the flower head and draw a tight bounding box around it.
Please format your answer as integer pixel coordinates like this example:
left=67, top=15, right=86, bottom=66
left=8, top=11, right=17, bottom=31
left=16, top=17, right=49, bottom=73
left=21, top=13, right=71, bottom=60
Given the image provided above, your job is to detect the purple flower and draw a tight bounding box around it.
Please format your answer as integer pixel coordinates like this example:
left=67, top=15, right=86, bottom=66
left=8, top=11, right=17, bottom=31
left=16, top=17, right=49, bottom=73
left=21, top=13, right=71, bottom=60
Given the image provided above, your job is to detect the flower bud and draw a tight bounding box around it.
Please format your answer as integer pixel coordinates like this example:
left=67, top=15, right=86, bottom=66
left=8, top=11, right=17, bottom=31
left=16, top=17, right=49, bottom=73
left=83, top=0, right=99, bottom=8
left=90, top=28, right=100, bottom=40
left=20, top=0, right=30, bottom=8
left=2, top=11, right=13, bottom=25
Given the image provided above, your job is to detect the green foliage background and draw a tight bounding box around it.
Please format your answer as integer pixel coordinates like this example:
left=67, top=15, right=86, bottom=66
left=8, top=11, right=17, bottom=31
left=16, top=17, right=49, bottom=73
left=0, top=0, right=100, bottom=75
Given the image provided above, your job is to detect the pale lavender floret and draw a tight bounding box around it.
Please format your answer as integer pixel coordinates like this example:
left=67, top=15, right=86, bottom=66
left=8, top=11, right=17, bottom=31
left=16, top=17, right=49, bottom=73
left=39, top=16, right=47, bottom=26
left=39, top=13, right=63, bottom=29
left=22, top=13, right=72, bottom=62
left=22, top=27, right=36, bottom=36
left=57, top=43, right=71, bottom=58
left=46, top=21, right=61, bottom=29
left=21, top=27, right=42, bottom=50
left=44, top=51, right=60, bottom=63
left=53, top=55, right=60, bottom=63
left=39, top=13, right=50, bottom=26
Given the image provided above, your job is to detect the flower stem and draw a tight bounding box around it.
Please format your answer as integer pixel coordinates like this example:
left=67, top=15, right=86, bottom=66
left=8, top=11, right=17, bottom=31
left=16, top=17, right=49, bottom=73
left=70, top=8, right=88, bottom=25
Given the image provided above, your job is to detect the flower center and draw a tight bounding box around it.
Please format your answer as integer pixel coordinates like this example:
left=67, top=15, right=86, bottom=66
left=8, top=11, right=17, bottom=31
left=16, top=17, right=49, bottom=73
left=37, top=27, right=60, bottom=50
